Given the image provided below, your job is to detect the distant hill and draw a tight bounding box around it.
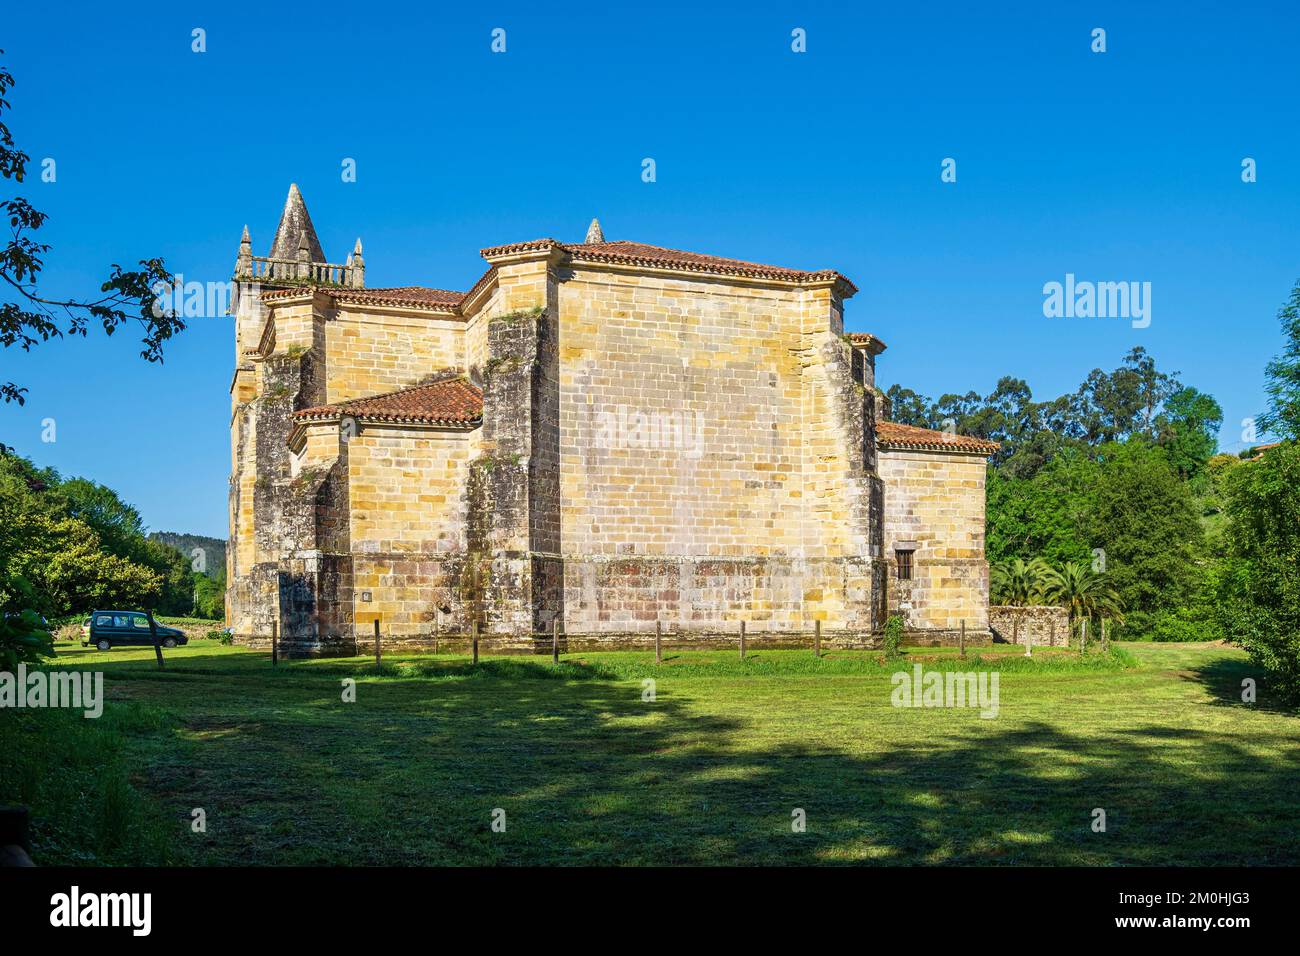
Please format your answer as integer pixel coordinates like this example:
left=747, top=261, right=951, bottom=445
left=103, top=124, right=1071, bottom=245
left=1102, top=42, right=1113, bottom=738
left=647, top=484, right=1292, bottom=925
left=149, top=532, right=226, bottom=578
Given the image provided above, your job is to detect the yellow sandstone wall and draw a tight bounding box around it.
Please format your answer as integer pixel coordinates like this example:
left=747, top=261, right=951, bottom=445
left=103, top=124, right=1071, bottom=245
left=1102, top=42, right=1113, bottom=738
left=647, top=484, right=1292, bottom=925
left=347, top=424, right=478, bottom=638
left=554, top=267, right=874, bottom=633
left=230, top=256, right=988, bottom=649
left=227, top=290, right=474, bottom=644
left=324, top=306, right=464, bottom=403
left=877, top=449, right=989, bottom=631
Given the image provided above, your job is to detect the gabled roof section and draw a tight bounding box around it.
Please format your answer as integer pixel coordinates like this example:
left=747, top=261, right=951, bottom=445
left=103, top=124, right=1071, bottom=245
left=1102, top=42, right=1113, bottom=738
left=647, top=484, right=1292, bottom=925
left=478, top=237, right=857, bottom=294
left=294, top=376, right=482, bottom=427
left=269, top=184, right=326, bottom=262
left=877, top=421, right=1000, bottom=456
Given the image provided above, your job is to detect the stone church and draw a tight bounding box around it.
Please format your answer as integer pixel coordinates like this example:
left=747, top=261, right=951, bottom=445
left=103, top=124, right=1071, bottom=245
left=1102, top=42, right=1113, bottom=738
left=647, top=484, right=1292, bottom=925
left=226, top=186, right=998, bottom=654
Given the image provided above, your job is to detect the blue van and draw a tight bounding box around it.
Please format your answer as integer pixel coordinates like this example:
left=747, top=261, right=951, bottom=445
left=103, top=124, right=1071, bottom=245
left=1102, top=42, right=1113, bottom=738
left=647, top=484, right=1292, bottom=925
left=85, top=611, right=188, bottom=651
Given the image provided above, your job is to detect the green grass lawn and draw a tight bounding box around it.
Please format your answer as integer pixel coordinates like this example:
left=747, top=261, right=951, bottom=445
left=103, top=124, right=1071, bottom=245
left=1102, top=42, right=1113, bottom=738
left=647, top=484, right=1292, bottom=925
left=3, top=639, right=1297, bottom=865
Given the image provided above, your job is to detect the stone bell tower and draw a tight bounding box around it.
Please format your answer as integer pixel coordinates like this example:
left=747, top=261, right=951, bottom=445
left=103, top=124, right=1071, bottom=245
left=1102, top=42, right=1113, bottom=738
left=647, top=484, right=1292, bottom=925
left=225, top=184, right=365, bottom=638
left=229, top=184, right=365, bottom=361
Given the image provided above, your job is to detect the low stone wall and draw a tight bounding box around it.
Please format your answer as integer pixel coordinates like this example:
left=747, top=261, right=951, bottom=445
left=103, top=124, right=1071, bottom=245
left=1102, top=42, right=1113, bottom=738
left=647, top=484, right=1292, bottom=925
left=902, top=627, right=994, bottom=648
left=988, top=605, right=1071, bottom=647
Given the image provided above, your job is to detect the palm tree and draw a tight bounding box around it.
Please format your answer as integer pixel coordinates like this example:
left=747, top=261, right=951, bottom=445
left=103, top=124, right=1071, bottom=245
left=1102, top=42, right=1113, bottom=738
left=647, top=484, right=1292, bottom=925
left=1041, top=561, right=1123, bottom=652
left=991, top=558, right=1050, bottom=651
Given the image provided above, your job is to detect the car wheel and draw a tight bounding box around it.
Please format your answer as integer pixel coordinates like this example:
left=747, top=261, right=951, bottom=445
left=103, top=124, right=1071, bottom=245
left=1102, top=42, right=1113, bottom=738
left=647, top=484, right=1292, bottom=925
left=162, top=637, right=177, bottom=648
left=96, top=639, right=111, bottom=651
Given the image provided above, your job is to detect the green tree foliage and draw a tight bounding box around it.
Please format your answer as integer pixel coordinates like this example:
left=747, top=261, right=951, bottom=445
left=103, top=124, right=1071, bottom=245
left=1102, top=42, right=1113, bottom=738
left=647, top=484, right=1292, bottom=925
left=896, top=347, right=1224, bottom=641
left=0, top=457, right=162, bottom=617
left=1256, top=281, right=1300, bottom=441
left=0, top=450, right=222, bottom=620
left=57, top=477, right=147, bottom=561
left=1213, top=285, right=1300, bottom=703
left=1215, top=442, right=1300, bottom=704
left=146, top=539, right=201, bottom=616
left=986, top=449, right=1094, bottom=567
left=191, top=568, right=226, bottom=619
left=1082, top=441, right=1204, bottom=640
left=990, top=557, right=1051, bottom=606
left=883, top=385, right=932, bottom=428
left=1040, top=561, right=1124, bottom=649
left=0, top=580, right=54, bottom=669
left=1158, top=387, right=1223, bottom=486
left=892, top=348, right=1221, bottom=485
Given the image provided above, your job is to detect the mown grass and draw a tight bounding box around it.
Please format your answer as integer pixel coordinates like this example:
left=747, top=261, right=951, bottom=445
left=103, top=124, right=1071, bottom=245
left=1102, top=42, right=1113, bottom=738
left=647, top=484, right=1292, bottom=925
left=2, top=640, right=1295, bottom=866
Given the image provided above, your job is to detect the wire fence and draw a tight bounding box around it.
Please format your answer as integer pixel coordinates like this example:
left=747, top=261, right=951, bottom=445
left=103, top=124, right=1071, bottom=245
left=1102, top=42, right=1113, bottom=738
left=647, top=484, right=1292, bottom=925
left=260, top=617, right=990, bottom=663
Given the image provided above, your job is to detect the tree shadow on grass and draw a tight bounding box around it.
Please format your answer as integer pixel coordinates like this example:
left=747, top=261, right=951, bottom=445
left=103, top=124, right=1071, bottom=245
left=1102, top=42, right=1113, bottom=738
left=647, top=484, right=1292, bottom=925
left=87, top=653, right=1300, bottom=867
left=1182, top=653, right=1295, bottom=715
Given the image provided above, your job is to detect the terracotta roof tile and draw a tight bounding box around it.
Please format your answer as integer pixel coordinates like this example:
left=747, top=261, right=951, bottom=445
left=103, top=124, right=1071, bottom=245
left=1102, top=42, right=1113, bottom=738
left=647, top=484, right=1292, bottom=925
left=262, top=238, right=856, bottom=316
left=479, top=237, right=857, bottom=293
left=295, top=377, right=482, bottom=427
left=877, top=421, right=1000, bottom=455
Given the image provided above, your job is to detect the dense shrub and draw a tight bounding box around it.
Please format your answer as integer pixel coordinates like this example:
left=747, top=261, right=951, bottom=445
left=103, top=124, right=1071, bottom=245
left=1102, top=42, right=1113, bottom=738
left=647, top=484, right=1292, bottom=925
left=1215, top=442, right=1300, bottom=705
left=882, top=615, right=904, bottom=660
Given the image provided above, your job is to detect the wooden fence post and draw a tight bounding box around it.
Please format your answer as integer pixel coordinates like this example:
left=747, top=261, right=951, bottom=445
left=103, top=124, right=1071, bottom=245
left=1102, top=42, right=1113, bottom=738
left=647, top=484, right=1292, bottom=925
left=552, top=619, right=559, bottom=664
left=271, top=619, right=278, bottom=666
left=1024, top=611, right=1033, bottom=657
left=147, top=609, right=164, bottom=670
left=374, top=618, right=381, bottom=667
left=472, top=620, right=479, bottom=665
left=739, top=620, right=746, bottom=660
left=1101, top=618, right=1108, bottom=653
left=814, top=619, right=821, bottom=658
left=434, top=614, right=440, bottom=656
left=1080, top=618, right=1088, bottom=654
left=655, top=620, right=662, bottom=665
left=959, top=620, right=966, bottom=659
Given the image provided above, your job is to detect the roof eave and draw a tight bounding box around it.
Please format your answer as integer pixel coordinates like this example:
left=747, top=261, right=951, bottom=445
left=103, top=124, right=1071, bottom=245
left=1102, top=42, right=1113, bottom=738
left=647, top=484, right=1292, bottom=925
left=291, top=411, right=482, bottom=430
left=877, top=440, right=1001, bottom=457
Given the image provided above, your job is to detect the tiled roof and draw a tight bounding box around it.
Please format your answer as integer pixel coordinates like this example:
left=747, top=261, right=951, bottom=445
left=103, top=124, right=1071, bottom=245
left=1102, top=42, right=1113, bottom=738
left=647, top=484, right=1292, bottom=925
left=479, top=238, right=858, bottom=293
left=1248, top=441, right=1282, bottom=461
left=294, top=377, right=482, bottom=427
left=876, top=421, right=1001, bottom=455
left=262, top=238, right=856, bottom=316
left=263, top=286, right=465, bottom=310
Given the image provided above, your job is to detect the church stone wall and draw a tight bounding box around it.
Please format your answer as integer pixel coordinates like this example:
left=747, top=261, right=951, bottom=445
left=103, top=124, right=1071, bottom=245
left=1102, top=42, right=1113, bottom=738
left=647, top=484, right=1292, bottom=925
left=554, top=268, right=879, bottom=635
left=347, top=426, right=475, bottom=555
left=324, top=306, right=464, bottom=403
left=878, top=448, right=990, bottom=636
left=225, top=191, right=993, bottom=653
left=343, top=425, right=478, bottom=643
left=463, top=285, right=500, bottom=379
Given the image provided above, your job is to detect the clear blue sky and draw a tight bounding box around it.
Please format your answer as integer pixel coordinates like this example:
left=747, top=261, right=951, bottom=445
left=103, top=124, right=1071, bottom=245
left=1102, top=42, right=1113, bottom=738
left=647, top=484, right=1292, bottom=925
left=3, top=1, right=1297, bottom=538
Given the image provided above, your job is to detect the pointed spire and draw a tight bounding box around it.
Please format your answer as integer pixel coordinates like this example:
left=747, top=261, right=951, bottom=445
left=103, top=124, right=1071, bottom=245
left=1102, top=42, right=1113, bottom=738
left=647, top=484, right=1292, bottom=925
left=269, top=183, right=325, bottom=263
left=350, top=237, right=365, bottom=289
left=235, top=225, right=253, bottom=277
left=585, top=217, right=604, bottom=244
